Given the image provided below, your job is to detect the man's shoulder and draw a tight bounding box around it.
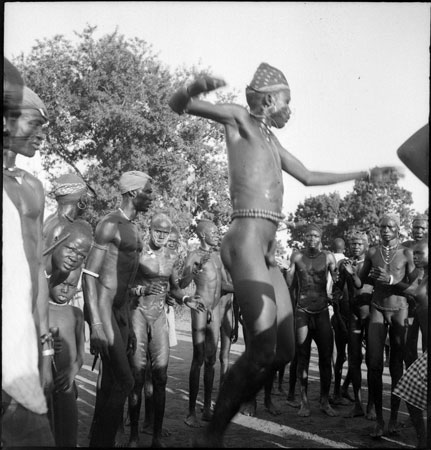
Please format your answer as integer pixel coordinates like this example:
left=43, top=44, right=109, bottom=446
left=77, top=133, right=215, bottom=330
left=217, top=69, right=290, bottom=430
left=401, top=240, right=415, bottom=249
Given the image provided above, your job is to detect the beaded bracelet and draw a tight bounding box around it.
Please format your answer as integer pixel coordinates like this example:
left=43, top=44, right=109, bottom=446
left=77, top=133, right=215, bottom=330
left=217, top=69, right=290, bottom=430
left=42, top=349, right=55, bottom=357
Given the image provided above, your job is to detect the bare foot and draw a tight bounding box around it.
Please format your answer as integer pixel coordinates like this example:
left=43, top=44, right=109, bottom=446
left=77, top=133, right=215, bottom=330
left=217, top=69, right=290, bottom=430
left=286, top=394, right=300, bottom=408
left=240, top=400, right=257, bottom=417
left=320, top=402, right=339, bottom=417
left=141, top=422, right=171, bottom=437
left=201, top=407, right=213, bottom=422
left=344, top=403, right=365, bottom=418
left=341, top=388, right=355, bottom=402
left=185, top=413, right=202, bottom=428
left=330, top=395, right=350, bottom=406
left=365, top=405, right=376, bottom=421
left=298, top=402, right=311, bottom=417
left=370, top=421, right=384, bottom=439
left=264, top=400, right=282, bottom=416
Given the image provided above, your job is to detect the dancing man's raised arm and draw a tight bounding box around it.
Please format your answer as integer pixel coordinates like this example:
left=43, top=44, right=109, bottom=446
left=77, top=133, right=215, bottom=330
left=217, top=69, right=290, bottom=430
left=169, top=75, right=245, bottom=126
left=277, top=139, right=402, bottom=186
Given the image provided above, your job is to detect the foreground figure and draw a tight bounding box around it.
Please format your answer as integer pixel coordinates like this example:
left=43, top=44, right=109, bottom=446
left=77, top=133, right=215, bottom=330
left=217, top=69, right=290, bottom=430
left=179, top=219, right=227, bottom=426
left=358, top=214, right=417, bottom=438
left=128, top=213, right=204, bottom=447
left=48, top=267, right=85, bottom=447
left=287, top=224, right=338, bottom=417
left=336, top=231, right=375, bottom=419
left=82, top=171, right=153, bottom=447
left=2, top=71, right=55, bottom=447
left=169, top=62, right=401, bottom=447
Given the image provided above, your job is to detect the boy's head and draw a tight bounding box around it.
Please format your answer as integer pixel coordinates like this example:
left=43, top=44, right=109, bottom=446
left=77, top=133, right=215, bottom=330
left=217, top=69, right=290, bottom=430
left=412, top=239, right=428, bottom=269
left=49, top=268, right=81, bottom=305
left=348, top=231, right=368, bottom=257
left=332, top=238, right=346, bottom=254
left=411, top=214, right=428, bottom=241
left=51, top=220, right=93, bottom=273
left=196, top=219, right=218, bottom=247
left=150, top=213, right=172, bottom=248
left=166, top=226, right=180, bottom=251
left=246, top=63, right=291, bottom=128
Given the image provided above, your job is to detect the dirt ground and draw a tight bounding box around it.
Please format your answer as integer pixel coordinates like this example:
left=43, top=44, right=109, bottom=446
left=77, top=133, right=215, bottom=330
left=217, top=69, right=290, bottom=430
left=76, top=311, right=420, bottom=448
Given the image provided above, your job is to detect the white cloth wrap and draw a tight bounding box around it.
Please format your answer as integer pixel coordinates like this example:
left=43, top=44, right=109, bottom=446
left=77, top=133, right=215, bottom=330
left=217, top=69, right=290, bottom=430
left=2, top=188, right=47, bottom=414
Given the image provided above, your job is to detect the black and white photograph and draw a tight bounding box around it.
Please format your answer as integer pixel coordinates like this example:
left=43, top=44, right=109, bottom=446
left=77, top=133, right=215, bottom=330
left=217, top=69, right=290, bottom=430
left=3, top=2, right=429, bottom=448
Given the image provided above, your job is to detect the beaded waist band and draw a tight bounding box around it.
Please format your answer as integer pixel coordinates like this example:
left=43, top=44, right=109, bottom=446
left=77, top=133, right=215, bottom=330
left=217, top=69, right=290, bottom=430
left=231, top=209, right=285, bottom=225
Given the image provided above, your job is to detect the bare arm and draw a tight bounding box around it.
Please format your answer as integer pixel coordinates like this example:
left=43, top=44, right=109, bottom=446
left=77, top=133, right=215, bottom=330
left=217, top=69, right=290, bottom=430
left=75, top=309, right=85, bottom=372
left=358, top=249, right=373, bottom=286
left=33, top=180, right=54, bottom=395
left=278, top=141, right=401, bottom=186
left=82, top=220, right=117, bottom=357
left=169, top=75, right=249, bottom=127
left=221, top=265, right=234, bottom=295
left=397, top=124, right=429, bottom=186
left=285, top=252, right=299, bottom=287
left=178, top=251, right=198, bottom=288
left=327, top=252, right=339, bottom=283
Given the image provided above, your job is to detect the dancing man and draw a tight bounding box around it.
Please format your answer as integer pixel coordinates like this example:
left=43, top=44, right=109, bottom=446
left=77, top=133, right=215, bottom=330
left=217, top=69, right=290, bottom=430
left=169, top=62, right=401, bottom=446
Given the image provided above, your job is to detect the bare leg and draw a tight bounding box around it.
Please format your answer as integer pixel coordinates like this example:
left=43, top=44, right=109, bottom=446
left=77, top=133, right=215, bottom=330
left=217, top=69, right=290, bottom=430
left=345, top=316, right=365, bottom=418
left=185, top=311, right=206, bottom=428
left=286, top=354, right=300, bottom=408
left=264, top=367, right=282, bottom=415
left=387, top=315, right=408, bottom=435
left=296, top=313, right=312, bottom=417
left=368, top=309, right=386, bottom=438
left=315, top=310, right=338, bottom=417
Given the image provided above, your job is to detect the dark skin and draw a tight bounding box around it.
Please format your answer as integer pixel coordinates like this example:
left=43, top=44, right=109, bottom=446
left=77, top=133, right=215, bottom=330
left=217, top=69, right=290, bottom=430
left=180, top=221, right=227, bottom=427
left=48, top=268, right=84, bottom=447
left=287, top=229, right=338, bottom=418
left=358, top=217, right=417, bottom=438
left=3, top=118, right=53, bottom=400
left=402, top=219, right=428, bottom=368
left=43, top=188, right=88, bottom=250
left=82, top=181, right=153, bottom=447
left=128, top=214, right=204, bottom=447
left=396, top=124, right=429, bottom=187
left=169, top=73, right=401, bottom=447
left=336, top=238, right=375, bottom=419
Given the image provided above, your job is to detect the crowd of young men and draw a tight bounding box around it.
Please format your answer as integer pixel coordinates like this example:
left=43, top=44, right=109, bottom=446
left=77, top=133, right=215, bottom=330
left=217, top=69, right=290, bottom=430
left=3, top=57, right=427, bottom=448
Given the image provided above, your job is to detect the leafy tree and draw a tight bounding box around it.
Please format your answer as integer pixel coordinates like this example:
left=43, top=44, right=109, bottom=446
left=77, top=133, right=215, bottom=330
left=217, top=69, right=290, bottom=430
left=14, top=25, right=233, bottom=239
left=288, top=170, right=417, bottom=248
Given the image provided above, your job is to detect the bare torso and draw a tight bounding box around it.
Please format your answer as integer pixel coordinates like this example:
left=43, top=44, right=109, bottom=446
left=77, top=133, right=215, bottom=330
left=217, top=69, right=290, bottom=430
left=295, top=251, right=330, bottom=312
left=97, top=211, right=143, bottom=311
left=3, top=169, right=44, bottom=309
left=49, top=303, right=82, bottom=371
left=134, top=244, right=179, bottom=322
left=188, top=249, right=222, bottom=311
left=224, top=112, right=284, bottom=213
left=367, top=245, right=412, bottom=309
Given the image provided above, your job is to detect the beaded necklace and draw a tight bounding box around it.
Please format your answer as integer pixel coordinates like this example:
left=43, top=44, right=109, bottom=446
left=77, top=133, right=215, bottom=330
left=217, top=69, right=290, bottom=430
left=379, top=241, right=399, bottom=265
left=118, top=207, right=136, bottom=224
left=49, top=300, right=69, bottom=307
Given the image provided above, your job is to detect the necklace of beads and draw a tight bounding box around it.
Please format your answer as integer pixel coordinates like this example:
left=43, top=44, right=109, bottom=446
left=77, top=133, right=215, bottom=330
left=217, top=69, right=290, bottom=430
left=118, top=207, right=135, bottom=223
left=379, top=241, right=399, bottom=265
left=305, top=250, right=321, bottom=259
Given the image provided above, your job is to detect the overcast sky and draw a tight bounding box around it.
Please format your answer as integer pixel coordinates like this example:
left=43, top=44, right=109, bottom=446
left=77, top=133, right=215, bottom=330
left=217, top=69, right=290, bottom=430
left=4, top=2, right=430, bottom=215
